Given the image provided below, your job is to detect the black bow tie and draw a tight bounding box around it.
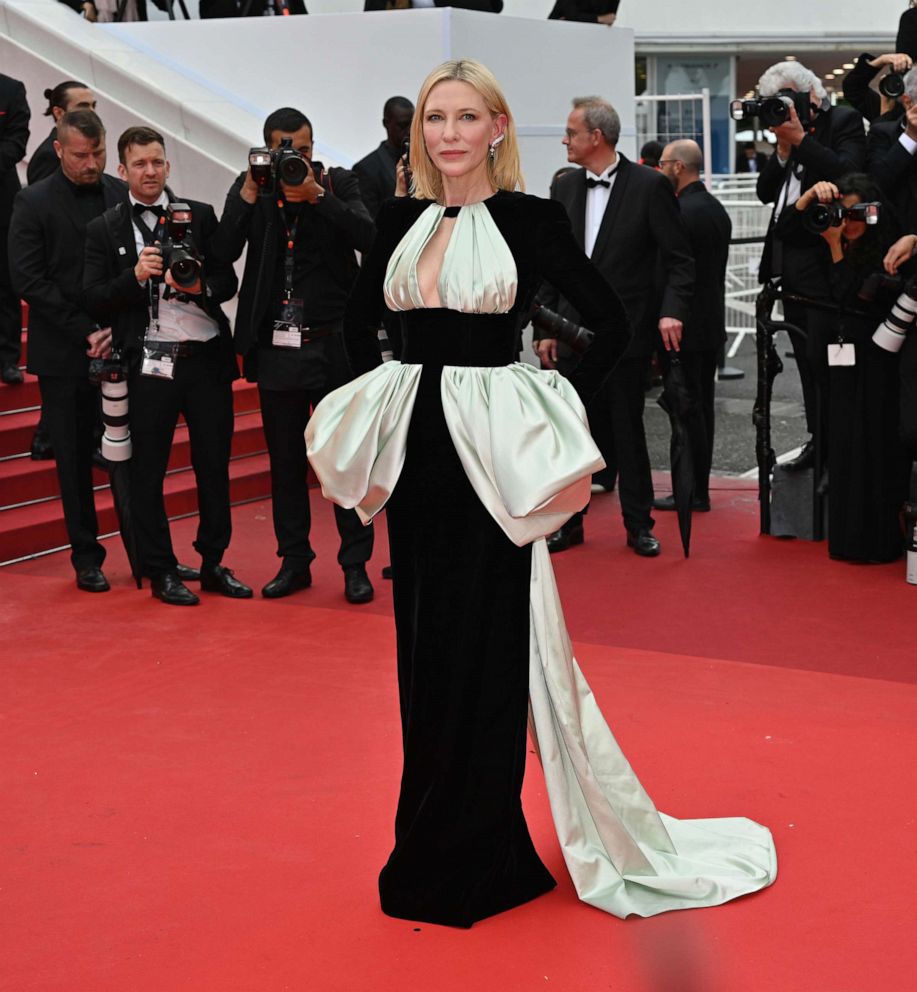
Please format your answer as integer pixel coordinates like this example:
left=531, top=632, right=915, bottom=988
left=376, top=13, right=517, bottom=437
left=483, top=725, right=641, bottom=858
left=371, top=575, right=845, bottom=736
left=586, top=177, right=610, bottom=189
left=133, top=202, right=165, bottom=217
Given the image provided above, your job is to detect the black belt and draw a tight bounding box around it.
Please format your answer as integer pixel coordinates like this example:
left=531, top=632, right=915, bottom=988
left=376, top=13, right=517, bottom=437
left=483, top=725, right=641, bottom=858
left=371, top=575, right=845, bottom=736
left=149, top=336, right=220, bottom=358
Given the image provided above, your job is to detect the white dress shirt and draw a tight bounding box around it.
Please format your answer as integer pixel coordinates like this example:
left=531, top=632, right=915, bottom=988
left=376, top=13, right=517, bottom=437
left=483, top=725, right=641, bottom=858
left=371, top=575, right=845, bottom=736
left=129, top=192, right=217, bottom=345
left=584, top=159, right=619, bottom=258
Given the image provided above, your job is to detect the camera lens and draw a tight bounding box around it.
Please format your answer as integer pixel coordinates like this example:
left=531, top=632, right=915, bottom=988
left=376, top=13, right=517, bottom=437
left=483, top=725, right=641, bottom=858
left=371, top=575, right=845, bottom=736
left=880, top=72, right=905, bottom=99
left=169, top=252, right=201, bottom=289
left=279, top=155, right=308, bottom=186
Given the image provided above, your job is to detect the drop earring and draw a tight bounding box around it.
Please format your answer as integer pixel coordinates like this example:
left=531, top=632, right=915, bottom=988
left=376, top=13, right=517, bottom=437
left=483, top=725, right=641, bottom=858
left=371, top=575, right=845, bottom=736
left=489, top=132, right=505, bottom=159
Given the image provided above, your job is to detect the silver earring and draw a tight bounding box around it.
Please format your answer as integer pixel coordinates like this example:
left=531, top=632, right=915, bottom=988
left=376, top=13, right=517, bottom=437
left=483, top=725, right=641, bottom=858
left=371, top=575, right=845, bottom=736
left=489, top=133, right=505, bottom=159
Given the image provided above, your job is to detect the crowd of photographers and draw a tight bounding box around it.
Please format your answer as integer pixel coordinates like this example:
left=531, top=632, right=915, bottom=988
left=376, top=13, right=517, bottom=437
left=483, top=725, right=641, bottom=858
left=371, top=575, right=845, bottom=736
left=736, top=6, right=917, bottom=571
left=5, top=3, right=917, bottom=598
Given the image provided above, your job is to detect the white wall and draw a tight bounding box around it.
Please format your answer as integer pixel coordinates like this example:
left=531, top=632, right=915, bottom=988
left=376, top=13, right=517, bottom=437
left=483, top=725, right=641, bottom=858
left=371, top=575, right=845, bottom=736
left=2, top=2, right=635, bottom=197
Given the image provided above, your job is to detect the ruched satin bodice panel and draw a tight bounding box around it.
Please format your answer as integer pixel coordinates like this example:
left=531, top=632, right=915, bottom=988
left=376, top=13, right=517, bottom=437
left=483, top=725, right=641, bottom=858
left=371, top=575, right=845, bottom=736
left=383, top=201, right=518, bottom=314
left=399, top=310, right=518, bottom=367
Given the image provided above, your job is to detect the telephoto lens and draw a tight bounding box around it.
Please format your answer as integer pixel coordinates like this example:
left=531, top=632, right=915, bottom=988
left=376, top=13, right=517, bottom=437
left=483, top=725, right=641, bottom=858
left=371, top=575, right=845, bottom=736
left=89, top=352, right=131, bottom=462
left=873, top=280, right=917, bottom=352
left=529, top=303, right=595, bottom=354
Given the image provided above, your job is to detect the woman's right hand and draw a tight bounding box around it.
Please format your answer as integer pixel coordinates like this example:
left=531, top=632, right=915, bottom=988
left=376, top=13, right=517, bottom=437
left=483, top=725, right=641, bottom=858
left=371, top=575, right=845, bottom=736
left=795, top=181, right=839, bottom=212
left=884, top=234, right=917, bottom=274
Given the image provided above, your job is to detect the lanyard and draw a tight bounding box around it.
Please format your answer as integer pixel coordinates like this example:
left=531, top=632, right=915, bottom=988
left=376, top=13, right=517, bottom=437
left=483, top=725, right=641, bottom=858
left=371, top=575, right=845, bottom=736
left=134, top=210, right=168, bottom=323
left=278, top=194, right=301, bottom=303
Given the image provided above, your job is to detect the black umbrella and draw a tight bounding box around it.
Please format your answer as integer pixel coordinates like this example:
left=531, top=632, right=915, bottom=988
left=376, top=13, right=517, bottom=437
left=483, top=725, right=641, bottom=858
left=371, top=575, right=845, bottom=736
left=656, top=352, right=697, bottom=558
left=105, top=457, right=143, bottom=589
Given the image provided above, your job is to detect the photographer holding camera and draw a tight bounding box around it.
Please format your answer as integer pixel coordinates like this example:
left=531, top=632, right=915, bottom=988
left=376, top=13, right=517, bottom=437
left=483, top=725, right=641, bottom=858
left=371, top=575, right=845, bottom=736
left=9, top=110, right=125, bottom=593
left=211, top=108, right=375, bottom=603
left=83, top=126, right=251, bottom=606
left=755, top=60, right=866, bottom=472
left=776, top=175, right=908, bottom=562
left=842, top=53, right=910, bottom=126
left=867, top=68, right=917, bottom=236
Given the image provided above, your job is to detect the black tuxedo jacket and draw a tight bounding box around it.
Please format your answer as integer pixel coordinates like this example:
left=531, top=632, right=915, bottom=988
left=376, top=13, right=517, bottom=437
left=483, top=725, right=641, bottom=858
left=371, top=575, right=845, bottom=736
left=867, top=118, right=917, bottom=234
left=548, top=0, right=618, bottom=20
left=540, top=155, right=694, bottom=358
left=211, top=168, right=374, bottom=364
left=27, top=129, right=60, bottom=186
left=363, top=1, right=501, bottom=9
left=677, top=181, right=732, bottom=353
left=0, top=74, right=30, bottom=224
left=756, top=104, right=866, bottom=290
left=9, top=171, right=126, bottom=377
left=82, top=197, right=239, bottom=380
left=353, top=142, right=398, bottom=220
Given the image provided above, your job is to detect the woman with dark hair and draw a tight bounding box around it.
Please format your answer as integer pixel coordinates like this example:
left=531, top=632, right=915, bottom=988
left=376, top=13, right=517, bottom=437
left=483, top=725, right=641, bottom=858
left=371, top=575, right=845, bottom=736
left=26, top=81, right=96, bottom=186
left=778, top=173, right=910, bottom=562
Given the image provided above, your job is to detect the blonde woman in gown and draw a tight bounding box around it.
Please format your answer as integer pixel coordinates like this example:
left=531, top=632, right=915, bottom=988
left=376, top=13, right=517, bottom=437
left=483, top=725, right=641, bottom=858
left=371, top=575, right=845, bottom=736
left=306, top=59, right=777, bottom=928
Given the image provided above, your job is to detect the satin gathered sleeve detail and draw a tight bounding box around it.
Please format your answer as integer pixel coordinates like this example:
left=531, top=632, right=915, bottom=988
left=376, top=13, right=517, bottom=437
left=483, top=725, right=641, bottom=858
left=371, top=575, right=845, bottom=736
left=534, top=199, right=633, bottom=402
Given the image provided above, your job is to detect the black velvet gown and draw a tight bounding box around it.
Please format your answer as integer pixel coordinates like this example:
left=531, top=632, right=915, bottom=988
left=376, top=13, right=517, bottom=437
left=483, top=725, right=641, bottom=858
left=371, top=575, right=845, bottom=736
left=342, top=191, right=630, bottom=927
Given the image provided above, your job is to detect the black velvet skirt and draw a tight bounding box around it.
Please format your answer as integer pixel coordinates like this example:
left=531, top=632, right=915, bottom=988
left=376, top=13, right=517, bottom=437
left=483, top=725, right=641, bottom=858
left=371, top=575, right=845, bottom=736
left=380, top=361, right=556, bottom=928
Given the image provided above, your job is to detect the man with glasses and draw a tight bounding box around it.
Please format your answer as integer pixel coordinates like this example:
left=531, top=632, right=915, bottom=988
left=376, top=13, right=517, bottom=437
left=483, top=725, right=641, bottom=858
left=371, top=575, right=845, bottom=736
left=536, top=96, right=694, bottom=557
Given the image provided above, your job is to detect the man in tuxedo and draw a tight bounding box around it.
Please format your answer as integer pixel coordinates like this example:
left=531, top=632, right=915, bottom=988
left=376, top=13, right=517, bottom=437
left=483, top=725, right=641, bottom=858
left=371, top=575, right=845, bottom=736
left=212, top=107, right=375, bottom=603
left=83, top=126, right=252, bottom=606
left=0, top=71, right=30, bottom=386
left=28, top=80, right=97, bottom=186
left=353, top=96, right=413, bottom=220
left=8, top=111, right=123, bottom=591
left=654, top=140, right=731, bottom=512
left=537, top=95, right=694, bottom=557
left=755, top=60, right=865, bottom=472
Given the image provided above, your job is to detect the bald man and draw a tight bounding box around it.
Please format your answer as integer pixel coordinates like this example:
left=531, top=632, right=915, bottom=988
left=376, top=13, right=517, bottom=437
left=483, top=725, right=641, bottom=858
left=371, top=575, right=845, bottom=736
left=656, top=140, right=732, bottom=511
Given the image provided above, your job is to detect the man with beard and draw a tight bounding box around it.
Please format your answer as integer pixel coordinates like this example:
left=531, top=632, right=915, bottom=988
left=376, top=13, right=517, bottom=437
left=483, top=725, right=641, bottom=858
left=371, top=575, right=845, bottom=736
left=9, top=111, right=125, bottom=591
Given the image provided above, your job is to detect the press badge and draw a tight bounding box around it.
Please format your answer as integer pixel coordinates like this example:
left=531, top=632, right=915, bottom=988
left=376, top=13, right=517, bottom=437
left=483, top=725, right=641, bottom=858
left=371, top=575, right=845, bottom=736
left=827, top=343, right=856, bottom=366
left=272, top=298, right=303, bottom=348
left=141, top=343, right=176, bottom=380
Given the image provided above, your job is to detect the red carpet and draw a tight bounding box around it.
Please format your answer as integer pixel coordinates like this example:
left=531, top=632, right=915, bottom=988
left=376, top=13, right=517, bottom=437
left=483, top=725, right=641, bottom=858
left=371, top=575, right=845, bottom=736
left=3, top=478, right=917, bottom=991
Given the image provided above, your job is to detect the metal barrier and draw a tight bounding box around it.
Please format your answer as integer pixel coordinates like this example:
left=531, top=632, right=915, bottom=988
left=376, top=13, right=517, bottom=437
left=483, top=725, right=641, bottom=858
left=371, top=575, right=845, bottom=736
left=635, top=90, right=712, bottom=190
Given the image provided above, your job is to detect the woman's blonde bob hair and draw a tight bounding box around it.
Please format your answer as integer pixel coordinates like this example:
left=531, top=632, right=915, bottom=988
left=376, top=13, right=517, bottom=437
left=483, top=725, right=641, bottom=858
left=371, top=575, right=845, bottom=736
left=409, top=59, right=525, bottom=201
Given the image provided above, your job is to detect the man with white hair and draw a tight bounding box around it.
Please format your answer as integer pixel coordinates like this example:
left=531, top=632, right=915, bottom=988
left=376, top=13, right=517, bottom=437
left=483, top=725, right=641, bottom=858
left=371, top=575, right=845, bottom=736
left=867, top=66, right=917, bottom=233
left=755, top=59, right=866, bottom=472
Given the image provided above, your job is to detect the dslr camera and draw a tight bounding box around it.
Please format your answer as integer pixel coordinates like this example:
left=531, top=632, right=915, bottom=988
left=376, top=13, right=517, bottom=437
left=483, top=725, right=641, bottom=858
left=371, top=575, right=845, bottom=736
left=158, top=202, right=201, bottom=290
left=248, top=137, right=331, bottom=194
left=730, top=88, right=814, bottom=128
left=802, top=199, right=880, bottom=234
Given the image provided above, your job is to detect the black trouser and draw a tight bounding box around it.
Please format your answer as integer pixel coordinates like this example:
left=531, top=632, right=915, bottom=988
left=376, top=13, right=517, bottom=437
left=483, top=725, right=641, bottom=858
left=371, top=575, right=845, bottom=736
left=0, top=225, right=21, bottom=367
left=784, top=299, right=829, bottom=442
left=661, top=348, right=718, bottom=501
left=259, top=385, right=373, bottom=570
left=38, top=375, right=105, bottom=571
left=900, top=334, right=917, bottom=469
left=129, top=342, right=234, bottom=577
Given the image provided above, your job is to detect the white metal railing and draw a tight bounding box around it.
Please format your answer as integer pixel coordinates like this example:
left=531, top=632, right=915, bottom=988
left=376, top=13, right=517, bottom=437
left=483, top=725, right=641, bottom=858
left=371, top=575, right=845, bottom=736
left=635, top=89, right=713, bottom=190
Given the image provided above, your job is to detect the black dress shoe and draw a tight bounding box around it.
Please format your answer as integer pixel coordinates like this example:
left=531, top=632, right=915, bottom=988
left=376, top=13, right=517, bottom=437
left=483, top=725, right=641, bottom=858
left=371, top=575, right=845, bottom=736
left=547, top=521, right=584, bottom=553
left=626, top=529, right=661, bottom=557
left=175, top=563, right=200, bottom=582
left=262, top=564, right=312, bottom=599
left=75, top=566, right=110, bottom=592
left=344, top=565, right=374, bottom=604
left=781, top=439, right=815, bottom=472
left=652, top=494, right=711, bottom=512
left=1, top=363, right=23, bottom=385
left=29, top=431, right=54, bottom=460
left=200, top=564, right=253, bottom=599
left=381, top=565, right=393, bottom=580
left=151, top=572, right=200, bottom=606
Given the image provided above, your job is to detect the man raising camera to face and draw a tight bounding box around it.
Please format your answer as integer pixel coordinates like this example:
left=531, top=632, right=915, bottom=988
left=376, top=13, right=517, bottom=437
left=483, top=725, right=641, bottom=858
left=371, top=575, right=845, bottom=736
left=83, top=126, right=252, bottom=606
left=211, top=108, right=376, bottom=604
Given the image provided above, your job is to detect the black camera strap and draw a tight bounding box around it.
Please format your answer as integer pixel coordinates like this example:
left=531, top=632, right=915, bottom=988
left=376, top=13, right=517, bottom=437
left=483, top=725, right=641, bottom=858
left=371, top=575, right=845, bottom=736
left=277, top=193, right=301, bottom=305
left=133, top=208, right=168, bottom=324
